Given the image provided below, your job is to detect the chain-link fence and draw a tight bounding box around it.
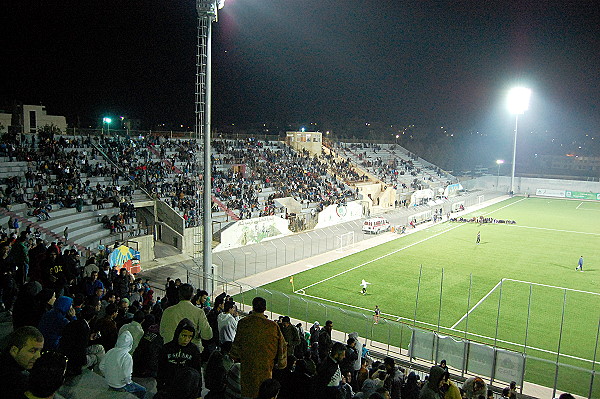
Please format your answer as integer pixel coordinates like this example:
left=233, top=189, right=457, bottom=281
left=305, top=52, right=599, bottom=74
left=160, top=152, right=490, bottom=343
left=227, top=267, right=600, bottom=399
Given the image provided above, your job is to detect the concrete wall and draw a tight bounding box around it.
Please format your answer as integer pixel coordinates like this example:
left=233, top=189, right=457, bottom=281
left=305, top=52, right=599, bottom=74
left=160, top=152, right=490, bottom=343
left=462, top=176, right=600, bottom=194
left=314, top=200, right=363, bottom=229
left=126, top=235, right=154, bottom=263
left=156, top=201, right=184, bottom=235
left=157, top=222, right=183, bottom=251
left=183, top=225, right=202, bottom=257
left=357, top=183, right=396, bottom=208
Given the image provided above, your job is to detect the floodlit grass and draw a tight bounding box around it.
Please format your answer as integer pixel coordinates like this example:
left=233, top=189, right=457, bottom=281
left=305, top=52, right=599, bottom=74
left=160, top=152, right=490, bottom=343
left=247, top=197, right=600, bottom=395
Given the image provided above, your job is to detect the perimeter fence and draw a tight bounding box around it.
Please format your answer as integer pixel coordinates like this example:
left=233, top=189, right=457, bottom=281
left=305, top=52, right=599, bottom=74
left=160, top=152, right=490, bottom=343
left=229, top=269, right=600, bottom=399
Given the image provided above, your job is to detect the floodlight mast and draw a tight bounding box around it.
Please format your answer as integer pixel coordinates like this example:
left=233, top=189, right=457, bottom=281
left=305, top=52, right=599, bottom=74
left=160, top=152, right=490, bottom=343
left=196, top=0, right=223, bottom=293
left=507, top=87, right=531, bottom=195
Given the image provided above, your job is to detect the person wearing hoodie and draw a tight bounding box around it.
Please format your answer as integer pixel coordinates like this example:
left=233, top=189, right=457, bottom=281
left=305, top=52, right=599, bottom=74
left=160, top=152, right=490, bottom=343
left=217, top=300, right=238, bottom=344
left=402, top=371, right=421, bottom=399
left=159, top=283, right=213, bottom=352
left=419, top=365, right=445, bottom=399
left=99, top=330, right=146, bottom=399
left=37, top=295, right=75, bottom=350
left=157, top=317, right=203, bottom=398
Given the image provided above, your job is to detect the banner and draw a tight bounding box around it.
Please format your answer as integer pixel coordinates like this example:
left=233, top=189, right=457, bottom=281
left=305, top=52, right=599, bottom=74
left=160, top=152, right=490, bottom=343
left=408, top=328, right=435, bottom=361
left=467, top=341, right=495, bottom=378
left=435, top=334, right=466, bottom=371
left=535, top=188, right=565, bottom=198
left=495, top=349, right=525, bottom=385
left=565, top=191, right=600, bottom=201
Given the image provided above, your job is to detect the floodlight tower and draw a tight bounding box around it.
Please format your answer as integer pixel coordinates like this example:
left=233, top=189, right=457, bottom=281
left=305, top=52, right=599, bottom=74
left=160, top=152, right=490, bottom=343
left=196, top=0, right=224, bottom=292
left=507, top=87, right=531, bottom=195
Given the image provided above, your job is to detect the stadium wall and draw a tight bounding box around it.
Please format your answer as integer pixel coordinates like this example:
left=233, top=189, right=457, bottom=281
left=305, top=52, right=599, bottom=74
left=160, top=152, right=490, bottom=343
left=462, top=176, right=600, bottom=195
left=127, top=235, right=154, bottom=263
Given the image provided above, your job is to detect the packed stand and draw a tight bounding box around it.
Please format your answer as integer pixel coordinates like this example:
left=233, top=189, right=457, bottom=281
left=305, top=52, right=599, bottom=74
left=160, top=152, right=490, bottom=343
left=97, top=135, right=359, bottom=227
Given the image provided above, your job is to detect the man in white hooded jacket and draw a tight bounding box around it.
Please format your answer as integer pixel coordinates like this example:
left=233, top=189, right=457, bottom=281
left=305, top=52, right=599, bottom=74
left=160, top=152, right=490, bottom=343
left=99, top=330, right=146, bottom=398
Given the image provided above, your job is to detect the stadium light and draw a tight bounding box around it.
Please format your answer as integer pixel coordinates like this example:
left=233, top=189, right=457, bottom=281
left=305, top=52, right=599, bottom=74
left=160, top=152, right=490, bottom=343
left=102, top=117, right=112, bottom=135
left=496, top=159, right=504, bottom=188
left=507, top=87, right=531, bottom=195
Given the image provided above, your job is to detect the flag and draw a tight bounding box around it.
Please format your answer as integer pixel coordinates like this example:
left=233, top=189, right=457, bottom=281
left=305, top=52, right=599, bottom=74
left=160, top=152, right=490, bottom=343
left=289, top=276, right=294, bottom=284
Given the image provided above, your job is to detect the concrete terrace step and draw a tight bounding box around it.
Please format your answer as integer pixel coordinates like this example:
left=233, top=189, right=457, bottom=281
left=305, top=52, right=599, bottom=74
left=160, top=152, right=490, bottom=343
left=58, top=369, right=139, bottom=399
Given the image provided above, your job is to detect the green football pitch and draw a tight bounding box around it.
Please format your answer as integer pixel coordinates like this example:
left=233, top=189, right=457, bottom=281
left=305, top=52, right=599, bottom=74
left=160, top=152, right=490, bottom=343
left=252, top=196, right=600, bottom=395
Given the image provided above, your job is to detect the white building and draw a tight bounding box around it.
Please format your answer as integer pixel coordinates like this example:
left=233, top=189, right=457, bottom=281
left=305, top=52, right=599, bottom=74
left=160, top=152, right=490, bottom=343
left=0, top=104, right=67, bottom=134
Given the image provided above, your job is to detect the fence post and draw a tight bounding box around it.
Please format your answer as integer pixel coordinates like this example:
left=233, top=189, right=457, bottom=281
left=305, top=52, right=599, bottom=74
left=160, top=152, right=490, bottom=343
left=413, top=265, right=422, bottom=327
left=588, top=314, right=600, bottom=399
left=251, top=246, right=258, bottom=275
left=270, top=240, right=278, bottom=267
left=462, top=273, right=473, bottom=378
left=552, top=289, right=567, bottom=398
left=521, top=284, right=533, bottom=394
left=437, top=268, right=444, bottom=333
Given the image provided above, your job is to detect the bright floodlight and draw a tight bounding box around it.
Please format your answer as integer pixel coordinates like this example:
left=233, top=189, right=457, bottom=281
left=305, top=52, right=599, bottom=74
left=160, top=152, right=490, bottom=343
left=496, top=159, right=504, bottom=165
left=103, top=117, right=112, bottom=124
left=507, top=87, right=531, bottom=115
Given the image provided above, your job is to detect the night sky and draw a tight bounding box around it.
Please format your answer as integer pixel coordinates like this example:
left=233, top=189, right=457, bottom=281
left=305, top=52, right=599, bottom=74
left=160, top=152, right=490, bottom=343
left=3, top=1, right=600, bottom=146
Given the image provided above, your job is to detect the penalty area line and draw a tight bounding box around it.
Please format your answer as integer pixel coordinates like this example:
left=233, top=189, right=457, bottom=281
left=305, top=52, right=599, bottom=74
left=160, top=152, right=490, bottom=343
left=450, top=279, right=504, bottom=329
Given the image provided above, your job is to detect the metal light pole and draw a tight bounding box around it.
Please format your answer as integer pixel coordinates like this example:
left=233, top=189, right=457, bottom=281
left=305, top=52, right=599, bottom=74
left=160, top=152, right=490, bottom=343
left=496, top=159, right=504, bottom=189
left=507, top=87, right=531, bottom=195
left=103, top=117, right=112, bottom=135
left=196, top=0, right=224, bottom=292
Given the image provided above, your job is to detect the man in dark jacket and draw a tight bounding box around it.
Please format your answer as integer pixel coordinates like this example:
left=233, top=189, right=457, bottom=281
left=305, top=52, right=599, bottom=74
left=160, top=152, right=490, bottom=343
left=280, top=316, right=301, bottom=357
left=383, top=356, right=404, bottom=399
left=318, top=320, right=334, bottom=361
left=315, top=342, right=346, bottom=399
left=113, top=267, right=130, bottom=299
left=157, top=317, right=202, bottom=397
left=0, top=326, right=44, bottom=399
left=340, top=337, right=358, bottom=377
left=419, top=365, right=445, bottom=399
left=132, top=315, right=163, bottom=378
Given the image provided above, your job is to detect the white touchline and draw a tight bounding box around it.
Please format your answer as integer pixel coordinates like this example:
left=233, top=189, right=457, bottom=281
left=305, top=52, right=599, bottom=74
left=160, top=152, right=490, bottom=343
left=450, top=280, right=504, bottom=329
left=506, top=224, right=600, bottom=236
left=504, top=278, right=600, bottom=296
left=299, top=197, right=527, bottom=292
left=576, top=201, right=583, bottom=210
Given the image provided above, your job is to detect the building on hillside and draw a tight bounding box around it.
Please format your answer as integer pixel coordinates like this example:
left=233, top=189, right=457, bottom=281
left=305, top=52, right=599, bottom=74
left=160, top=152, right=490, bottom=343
left=0, top=103, right=67, bottom=134
left=285, top=131, right=322, bottom=155
left=538, top=154, right=600, bottom=175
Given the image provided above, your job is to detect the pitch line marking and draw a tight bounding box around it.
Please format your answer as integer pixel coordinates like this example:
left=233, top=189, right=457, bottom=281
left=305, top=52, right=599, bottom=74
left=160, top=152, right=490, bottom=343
left=507, top=224, right=600, bottom=236
left=299, top=197, right=527, bottom=292
left=504, top=278, right=600, bottom=296
left=451, top=279, right=503, bottom=329
left=576, top=201, right=583, bottom=210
